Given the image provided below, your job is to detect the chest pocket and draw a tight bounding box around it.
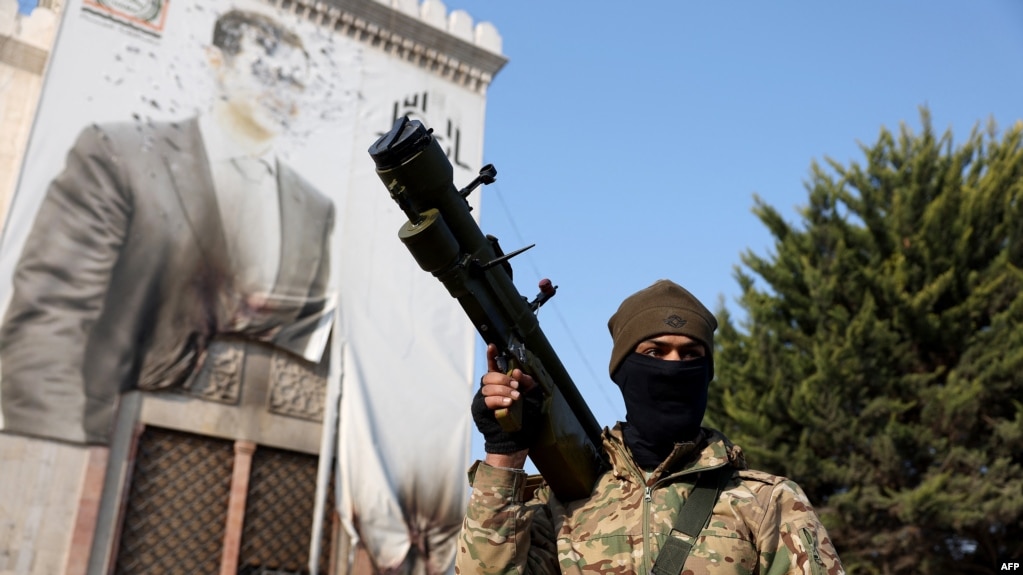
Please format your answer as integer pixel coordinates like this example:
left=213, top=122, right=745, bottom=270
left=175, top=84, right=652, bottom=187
left=671, top=530, right=759, bottom=574
left=651, top=468, right=758, bottom=574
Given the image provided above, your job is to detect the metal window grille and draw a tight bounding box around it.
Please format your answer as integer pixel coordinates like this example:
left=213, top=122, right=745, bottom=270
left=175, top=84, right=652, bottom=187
left=238, top=445, right=335, bottom=574
left=114, top=427, right=235, bottom=575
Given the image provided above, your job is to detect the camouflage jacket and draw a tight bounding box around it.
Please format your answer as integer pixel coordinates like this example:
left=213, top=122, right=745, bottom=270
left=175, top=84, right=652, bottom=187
left=457, top=425, right=844, bottom=574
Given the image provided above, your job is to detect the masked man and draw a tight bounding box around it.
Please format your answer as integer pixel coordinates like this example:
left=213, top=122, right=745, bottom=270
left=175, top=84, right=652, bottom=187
left=459, top=279, right=845, bottom=574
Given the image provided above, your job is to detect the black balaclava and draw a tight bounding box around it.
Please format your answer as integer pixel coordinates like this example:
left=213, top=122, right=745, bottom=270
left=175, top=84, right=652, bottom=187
left=606, top=280, right=718, bottom=468
left=611, top=353, right=710, bottom=469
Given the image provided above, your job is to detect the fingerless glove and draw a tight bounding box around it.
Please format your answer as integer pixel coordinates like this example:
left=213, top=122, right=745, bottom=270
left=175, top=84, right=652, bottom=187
left=470, top=386, right=545, bottom=454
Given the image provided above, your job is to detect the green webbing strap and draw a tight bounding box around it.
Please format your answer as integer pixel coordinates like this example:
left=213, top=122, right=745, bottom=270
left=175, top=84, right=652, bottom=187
left=650, top=466, right=732, bottom=575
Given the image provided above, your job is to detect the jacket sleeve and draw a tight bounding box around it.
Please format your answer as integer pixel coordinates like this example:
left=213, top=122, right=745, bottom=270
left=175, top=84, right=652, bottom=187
left=755, top=478, right=845, bottom=575
left=0, top=124, right=131, bottom=443
left=456, top=461, right=560, bottom=575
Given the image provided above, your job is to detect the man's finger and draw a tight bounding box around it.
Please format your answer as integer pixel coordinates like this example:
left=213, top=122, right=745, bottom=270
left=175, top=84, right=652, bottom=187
left=481, top=371, right=516, bottom=389
left=481, top=382, right=520, bottom=399
left=485, top=343, right=500, bottom=372
left=511, top=369, right=537, bottom=392
left=484, top=395, right=517, bottom=410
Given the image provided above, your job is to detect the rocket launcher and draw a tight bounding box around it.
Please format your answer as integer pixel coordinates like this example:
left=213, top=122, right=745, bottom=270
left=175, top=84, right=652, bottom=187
left=368, top=117, right=605, bottom=501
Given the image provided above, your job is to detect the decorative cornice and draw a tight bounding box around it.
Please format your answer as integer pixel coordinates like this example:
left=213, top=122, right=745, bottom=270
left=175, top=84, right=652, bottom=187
left=268, top=0, right=507, bottom=93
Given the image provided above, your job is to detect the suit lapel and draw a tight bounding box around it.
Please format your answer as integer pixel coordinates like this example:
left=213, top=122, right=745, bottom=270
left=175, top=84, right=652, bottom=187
left=275, top=160, right=319, bottom=298
left=161, top=117, right=230, bottom=270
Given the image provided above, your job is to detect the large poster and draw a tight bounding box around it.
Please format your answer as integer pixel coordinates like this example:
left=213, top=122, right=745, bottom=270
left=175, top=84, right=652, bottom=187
left=0, top=0, right=483, bottom=570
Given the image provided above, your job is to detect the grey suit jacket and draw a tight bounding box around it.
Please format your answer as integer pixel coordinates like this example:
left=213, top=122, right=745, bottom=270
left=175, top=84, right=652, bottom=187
left=0, top=118, right=335, bottom=443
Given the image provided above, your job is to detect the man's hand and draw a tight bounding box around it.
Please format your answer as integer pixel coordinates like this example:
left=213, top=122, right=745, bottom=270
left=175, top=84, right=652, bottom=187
left=472, top=344, right=542, bottom=469
left=480, top=343, right=538, bottom=408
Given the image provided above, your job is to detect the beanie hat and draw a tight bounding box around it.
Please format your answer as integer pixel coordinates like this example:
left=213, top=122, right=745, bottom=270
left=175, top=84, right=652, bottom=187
left=607, top=279, right=718, bottom=378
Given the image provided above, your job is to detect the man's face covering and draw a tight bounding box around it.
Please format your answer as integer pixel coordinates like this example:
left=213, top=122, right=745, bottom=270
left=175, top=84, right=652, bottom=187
left=612, top=354, right=710, bottom=468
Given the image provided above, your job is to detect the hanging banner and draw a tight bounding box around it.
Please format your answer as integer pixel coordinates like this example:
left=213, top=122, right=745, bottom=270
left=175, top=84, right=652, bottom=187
left=337, top=80, right=483, bottom=572
left=0, top=0, right=485, bottom=570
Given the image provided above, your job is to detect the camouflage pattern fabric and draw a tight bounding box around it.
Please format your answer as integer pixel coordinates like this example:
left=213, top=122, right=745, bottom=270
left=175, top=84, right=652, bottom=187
left=457, top=424, right=844, bottom=575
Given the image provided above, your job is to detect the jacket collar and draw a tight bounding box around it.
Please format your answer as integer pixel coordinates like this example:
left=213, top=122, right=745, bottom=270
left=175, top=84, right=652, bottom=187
left=603, top=423, right=746, bottom=486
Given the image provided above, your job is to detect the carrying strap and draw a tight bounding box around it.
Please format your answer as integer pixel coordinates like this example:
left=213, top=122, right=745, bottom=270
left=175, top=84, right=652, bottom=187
left=650, top=466, right=732, bottom=575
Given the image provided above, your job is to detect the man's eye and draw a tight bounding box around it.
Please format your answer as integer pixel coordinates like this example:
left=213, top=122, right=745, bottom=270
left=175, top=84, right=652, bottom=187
left=642, top=349, right=661, bottom=356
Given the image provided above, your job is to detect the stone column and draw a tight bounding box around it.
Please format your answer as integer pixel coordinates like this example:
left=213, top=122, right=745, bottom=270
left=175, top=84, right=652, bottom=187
left=220, top=440, right=257, bottom=574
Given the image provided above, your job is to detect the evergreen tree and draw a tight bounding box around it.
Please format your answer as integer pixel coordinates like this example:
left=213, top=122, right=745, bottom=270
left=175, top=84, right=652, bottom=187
left=707, top=109, right=1023, bottom=574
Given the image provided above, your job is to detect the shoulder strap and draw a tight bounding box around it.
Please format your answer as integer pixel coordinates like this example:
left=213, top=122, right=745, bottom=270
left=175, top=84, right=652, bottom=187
left=650, top=466, right=732, bottom=575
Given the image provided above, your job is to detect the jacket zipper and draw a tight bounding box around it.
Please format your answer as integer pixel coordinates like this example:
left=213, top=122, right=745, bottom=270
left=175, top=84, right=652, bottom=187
left=643, top=467, right=726, bottom=574
left=615, top=439, right=718, bottom=575
left=642, top=484, right=652, bottom=574
left=641, top=476, right=671, bottom=575
left=799, top=527, right=826, bottom=575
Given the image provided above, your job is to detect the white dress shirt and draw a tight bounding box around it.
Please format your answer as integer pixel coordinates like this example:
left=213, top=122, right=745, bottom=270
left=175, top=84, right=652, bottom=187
left=198, top=115, right=282, bottom=297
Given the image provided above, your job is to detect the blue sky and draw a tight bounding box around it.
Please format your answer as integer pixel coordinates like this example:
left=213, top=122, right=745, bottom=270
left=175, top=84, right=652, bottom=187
left=439, top=2, right=1023, bottom=466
